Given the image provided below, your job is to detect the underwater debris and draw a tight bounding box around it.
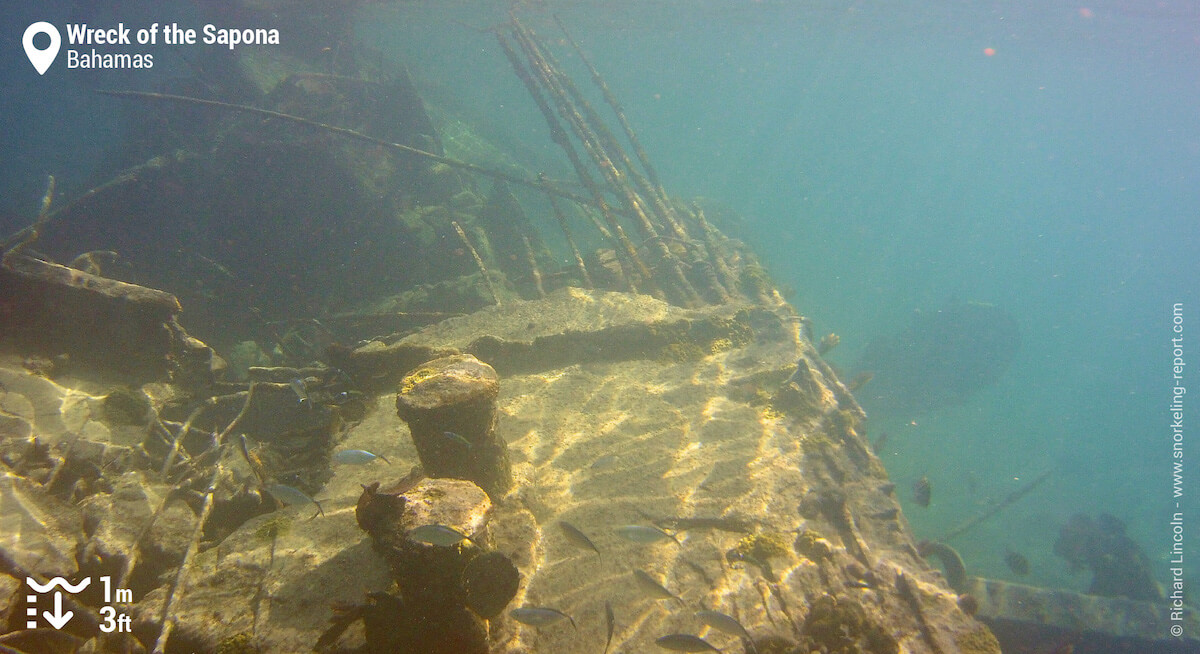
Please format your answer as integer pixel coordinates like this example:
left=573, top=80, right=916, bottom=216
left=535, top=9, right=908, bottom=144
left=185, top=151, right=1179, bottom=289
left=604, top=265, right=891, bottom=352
left=495, top=14, right=773, bottom=309
left=96, top=89, right=553, bottom=195
left=553, top=14, right=666, bottom=198
left=937, top=469, right=1052, bottom=542
left=359, top=591, right=489, bottom=654
left=461, top=550, right=520, bottom=618
left=101, top=386, right=154, bottom=426
left=727, top=532, right=791, bottom=582
left=1053, top=513, right=1163, bottom=601
left=798, top=594, right=899, bottom=654
left=817, top=332, right=840, bottom=355
left=771, top=357, right=830, bottom=420
left=452, top=220, right=501, bottom=307
left=917, top=539, right=969, bottom=593
left=152, top=452, right=225, bottom=654
left=0, top=13, right=1033, bottom=652
left=895, top=572, right=954, bottom=653
left=1, top=174, right=54, bottom=259
left=496, top=22, right=662, bottom=300
left=0, top=254, right=211, bottom=386
left=234, top=434, right=266, bottom=483
left=67, top=249, right=120, bottom=276
left=540, top=173, right=594, bottom=289
left=354, top=481, right=407, bottom=538
left=793, top=529, right=835, bottom=561
left=690, top=204, right=738, bottom=303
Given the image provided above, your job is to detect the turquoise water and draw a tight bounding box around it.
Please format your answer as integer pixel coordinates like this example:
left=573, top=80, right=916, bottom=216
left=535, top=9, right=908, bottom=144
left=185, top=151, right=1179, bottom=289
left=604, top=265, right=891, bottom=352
left=4, top=0, right=1197, bottom=599
left=357, top=1, right=1200, bottom=590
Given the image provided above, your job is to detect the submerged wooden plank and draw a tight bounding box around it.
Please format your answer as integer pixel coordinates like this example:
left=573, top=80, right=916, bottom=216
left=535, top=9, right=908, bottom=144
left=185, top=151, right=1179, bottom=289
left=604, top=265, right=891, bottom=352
left=965, top=576, right=1199, bottom=652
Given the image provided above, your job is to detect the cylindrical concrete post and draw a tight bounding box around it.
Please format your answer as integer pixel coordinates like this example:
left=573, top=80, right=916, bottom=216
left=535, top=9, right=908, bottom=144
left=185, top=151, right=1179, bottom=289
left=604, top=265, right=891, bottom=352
left=395, top=354, right=512, bottom=499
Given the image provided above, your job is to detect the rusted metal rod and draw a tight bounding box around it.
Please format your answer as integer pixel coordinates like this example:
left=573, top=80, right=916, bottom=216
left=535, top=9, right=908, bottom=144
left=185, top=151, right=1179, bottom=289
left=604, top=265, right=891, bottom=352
left=509, top=17, right=700, bottom=305
left=494, top=29, right=649, bottom=295
left=95, top=89, right=593, bottom=206
left=540, top=173, right=593, bottom=289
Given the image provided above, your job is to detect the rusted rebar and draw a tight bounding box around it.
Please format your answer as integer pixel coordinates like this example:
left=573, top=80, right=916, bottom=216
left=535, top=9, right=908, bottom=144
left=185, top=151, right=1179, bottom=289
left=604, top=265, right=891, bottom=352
left=692, top=203, right=738, bottom=301
left=494, top=29, right=649, bottom=295
left=540, top=174, right=593, bottom=289
left=522, top=235, right=546, bottom=298
left=550, top=15, right=692, bottom=244
left=152, top=461, right=221, bottom=654
left=452, top=221, right=501, bottom=306
left=554, top=15, right=666, bottom=200
left=95, top=89, right=593, bottom=207
left=508, top=16, right=700, bottom=306
left=1, top=175, right=54, bottom=261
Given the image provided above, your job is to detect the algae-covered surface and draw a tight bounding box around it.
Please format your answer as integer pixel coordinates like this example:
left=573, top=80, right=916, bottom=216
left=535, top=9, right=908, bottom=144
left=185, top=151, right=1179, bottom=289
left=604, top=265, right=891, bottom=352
left=0, top=5, right=1019, bottom=651
left=0, top=288, right=995, bottom=653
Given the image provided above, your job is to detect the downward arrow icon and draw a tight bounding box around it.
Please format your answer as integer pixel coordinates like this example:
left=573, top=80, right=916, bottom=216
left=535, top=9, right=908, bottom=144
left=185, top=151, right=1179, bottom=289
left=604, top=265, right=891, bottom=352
left=43, top=591, right=73, bottom=629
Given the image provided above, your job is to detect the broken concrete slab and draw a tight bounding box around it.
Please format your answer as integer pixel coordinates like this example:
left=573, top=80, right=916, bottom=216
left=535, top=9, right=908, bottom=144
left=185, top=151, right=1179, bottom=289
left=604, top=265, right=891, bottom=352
left=0, top=255, right=214, bottom=387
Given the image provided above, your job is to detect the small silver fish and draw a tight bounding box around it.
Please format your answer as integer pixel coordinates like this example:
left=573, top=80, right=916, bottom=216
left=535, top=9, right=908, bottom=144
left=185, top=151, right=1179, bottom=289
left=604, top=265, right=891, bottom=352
left=604, top=600, right=615, bottom=654
left=442, top=431, right=472, bottom=448
left=633, top=570, right=684, bottom=605
left=195, top=252, right=235, bottom=279
left=695, top=610, right=755, bottom=653
left=265, top=483, right=324, bottom=518
left=289, top=378, right=309, bottom=406
left=510, top=606, right=577, bottom=630
left=615, top=525, right=681, bottom=545
left=558, top=521, right=601, bottom=558
left=330, top=390, right=362, bottom=405
left=590, top=454, right=620, bottom=469
left=333, top=449, right=390, bottom=465
left=407, top=524, right=479, bottom=547
left=236, top=433, right=262, bottom=480
left=655, top=634, right=722, bottom=652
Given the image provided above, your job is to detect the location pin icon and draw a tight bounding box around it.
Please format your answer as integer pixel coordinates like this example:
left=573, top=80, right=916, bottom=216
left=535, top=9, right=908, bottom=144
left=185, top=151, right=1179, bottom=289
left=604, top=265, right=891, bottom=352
left=23, top=22, right=61, bottom=75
